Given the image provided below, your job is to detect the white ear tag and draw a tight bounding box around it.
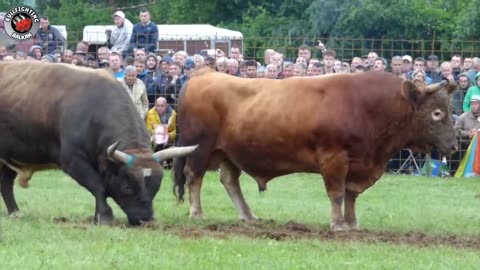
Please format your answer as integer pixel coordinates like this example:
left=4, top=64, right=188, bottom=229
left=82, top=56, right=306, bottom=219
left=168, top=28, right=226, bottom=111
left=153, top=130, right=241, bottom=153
left=143, top=168, right=152, bottom=177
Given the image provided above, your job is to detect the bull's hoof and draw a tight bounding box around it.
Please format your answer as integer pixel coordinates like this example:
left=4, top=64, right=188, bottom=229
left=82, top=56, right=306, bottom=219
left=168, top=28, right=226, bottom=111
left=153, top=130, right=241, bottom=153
left=239, top=215, right=260, bottom=222
left=9, top=210, right=24, bottom=218
left=330, top=221, right=350, bottom=231
left=189, top=212, right=203, bottom=220
left=346, top=221, right=360, bottom=231
left=94, top=213, right=114, bottom=225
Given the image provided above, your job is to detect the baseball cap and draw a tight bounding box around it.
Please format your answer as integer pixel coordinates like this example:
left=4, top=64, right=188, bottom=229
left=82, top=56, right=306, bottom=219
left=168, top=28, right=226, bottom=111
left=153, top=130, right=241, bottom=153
left=402, top=55, right=412, bottom=63
left=427, top=55, right=439, bottom=61
left=184, top=58, right=196, bottom=70
left=471, top=95, right=480, bottom=102
left=113, top=11, right=125, bottom=19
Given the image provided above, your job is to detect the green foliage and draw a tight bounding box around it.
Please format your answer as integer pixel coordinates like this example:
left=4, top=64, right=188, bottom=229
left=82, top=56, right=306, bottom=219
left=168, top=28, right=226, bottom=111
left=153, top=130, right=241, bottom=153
left=453, top=0, right=480, bottom=41
left=10, top=0, right=480, bottom=58
left=43, top=0, right=112, bottom=48
left=0, top=0, right=26, bottom=11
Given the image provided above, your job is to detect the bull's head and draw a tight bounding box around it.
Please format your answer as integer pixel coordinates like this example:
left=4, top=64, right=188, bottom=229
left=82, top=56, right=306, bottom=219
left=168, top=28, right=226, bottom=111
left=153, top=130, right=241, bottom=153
left=402, top=79, right=458, bottom=155
left=104, top=141, right=197, bottom=225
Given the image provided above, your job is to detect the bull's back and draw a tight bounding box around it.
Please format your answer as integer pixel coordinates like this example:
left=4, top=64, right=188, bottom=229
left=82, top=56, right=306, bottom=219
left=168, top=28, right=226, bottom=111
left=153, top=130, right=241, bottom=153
left=182, top=72, right=398, bottom=143
left=0, top=62, right=118, bottom=127
left=179, top=72, right=408, bottom=174
left=0, top=62, right=126, bottom=163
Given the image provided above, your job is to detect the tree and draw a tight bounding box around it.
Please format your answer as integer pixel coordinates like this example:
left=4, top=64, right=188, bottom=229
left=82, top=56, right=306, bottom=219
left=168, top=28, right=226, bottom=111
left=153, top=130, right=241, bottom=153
left=44, top=0, right=112, bottom=48
left=453, top=0, right=480, bottom=41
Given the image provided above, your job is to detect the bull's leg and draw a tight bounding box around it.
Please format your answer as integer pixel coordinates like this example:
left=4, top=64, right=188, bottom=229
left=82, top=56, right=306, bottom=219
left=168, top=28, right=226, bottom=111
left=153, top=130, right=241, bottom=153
left=186, top=166, right=205, bottom=219
left=60, top=152, right=113, bottom=224
left=220, top=160, right=257, bottom=221
left=0, top=166, right=22, bottom=217
left=344, top=190, right=359, bottom=230
left=320, top=151, right=349, bottom=231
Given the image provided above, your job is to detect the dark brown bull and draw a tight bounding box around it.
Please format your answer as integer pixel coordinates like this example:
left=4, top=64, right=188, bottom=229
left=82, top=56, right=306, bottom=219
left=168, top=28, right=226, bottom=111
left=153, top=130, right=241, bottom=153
left=173, top=71, right=457, bottom=230
left=0, top=61, right=197, bottom=225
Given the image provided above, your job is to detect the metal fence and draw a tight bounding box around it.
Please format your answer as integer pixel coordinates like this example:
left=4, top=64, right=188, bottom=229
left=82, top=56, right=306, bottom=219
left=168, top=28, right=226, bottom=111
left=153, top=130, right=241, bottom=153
left=239, top=37, right=480, bottom=63
left=48, top=31, right=480, bottom=63
left=15, top=32, right=480, bottom=177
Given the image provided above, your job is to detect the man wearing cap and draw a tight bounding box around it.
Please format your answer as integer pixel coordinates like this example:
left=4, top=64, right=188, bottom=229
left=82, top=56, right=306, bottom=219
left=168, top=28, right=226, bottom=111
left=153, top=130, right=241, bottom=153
left=180, top=58, right=196, bottom=85
left=426, top=55, right=442, bottom=83
left=456, top=95, right=480, bottom=139
left=107, top=11, right=133, bottom=57
left=402, top=55, right=413, bottom=74
left=129, top=9, right=159, bottom=55
left=74, top=50, right=87, bottom=65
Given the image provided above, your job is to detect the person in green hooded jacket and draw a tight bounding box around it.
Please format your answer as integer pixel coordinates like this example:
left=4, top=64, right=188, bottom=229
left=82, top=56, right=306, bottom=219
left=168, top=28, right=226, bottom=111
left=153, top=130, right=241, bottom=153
left=463, top=72, right=480, bottom=112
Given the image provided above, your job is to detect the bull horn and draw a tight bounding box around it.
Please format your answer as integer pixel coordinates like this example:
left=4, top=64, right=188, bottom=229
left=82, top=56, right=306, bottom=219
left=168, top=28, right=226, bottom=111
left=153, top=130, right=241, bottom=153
left=107, top=141, right=136, bottom=166
left=424, top=80, right=447, bottom=94
left=152, top=145, right=198, bottom=163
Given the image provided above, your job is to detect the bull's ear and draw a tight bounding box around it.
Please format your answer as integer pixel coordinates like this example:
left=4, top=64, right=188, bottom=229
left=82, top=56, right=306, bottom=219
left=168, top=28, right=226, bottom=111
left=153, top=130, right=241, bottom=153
left=402, top=80, right=422, bottom=106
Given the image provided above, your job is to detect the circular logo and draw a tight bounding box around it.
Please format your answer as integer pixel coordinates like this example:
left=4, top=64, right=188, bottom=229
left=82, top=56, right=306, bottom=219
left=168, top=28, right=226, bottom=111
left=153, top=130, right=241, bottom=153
left=4, top=5, right=40, bottom=42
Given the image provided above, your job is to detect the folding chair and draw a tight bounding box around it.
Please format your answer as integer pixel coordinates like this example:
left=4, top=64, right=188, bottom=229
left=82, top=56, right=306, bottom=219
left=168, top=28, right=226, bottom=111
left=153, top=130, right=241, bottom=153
left=396, top=148, right=423, bottom=175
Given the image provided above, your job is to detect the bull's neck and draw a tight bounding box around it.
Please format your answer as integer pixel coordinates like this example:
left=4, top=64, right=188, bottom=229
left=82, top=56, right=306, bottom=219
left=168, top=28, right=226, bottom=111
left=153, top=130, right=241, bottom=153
left=380, top=108, right=418, bottom=159
left=99, top=111, right=150, bottom=152
left=399, top=112, right=425, bottom=153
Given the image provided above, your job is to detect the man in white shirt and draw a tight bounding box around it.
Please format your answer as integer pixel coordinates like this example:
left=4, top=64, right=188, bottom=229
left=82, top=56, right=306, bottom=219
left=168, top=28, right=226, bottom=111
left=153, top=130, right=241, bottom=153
left=107, top=11, right=133, bottom=56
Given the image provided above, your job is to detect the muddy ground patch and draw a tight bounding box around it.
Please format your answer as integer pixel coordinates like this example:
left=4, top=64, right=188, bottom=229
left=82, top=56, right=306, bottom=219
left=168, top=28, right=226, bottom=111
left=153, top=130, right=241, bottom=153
left=52, top=217, right=480, bottom=249
left=163, top=220, right=480, bottom=250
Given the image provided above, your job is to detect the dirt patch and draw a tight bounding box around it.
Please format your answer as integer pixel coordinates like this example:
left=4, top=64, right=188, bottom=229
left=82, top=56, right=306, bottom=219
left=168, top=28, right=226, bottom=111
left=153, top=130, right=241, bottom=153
left=51, top=217, right=480, bottom=249
left=164, top=220, right=480, bottom=250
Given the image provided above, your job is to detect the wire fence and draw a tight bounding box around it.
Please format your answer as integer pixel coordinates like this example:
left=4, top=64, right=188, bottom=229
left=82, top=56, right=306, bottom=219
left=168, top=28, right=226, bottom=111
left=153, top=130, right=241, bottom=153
left=9, top=31, right=479, bottom=177
left=44, top=30, right=480, bottom=63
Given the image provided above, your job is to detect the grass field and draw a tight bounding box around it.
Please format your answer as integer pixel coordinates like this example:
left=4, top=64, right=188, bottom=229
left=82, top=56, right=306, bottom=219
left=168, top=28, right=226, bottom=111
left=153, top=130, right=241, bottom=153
left=1, top=170, right=480, bottom=269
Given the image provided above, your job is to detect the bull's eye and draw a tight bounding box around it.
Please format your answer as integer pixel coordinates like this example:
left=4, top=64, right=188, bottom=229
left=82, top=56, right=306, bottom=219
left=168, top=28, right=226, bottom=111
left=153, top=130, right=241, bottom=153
left=431, top=109, right=445, bottom=121
left=121, top=183, right=133, bottom=195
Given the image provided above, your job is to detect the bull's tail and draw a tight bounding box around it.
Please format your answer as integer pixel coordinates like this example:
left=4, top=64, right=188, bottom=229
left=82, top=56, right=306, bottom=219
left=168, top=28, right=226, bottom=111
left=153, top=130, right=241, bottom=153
left=172, top=147, right=187, bottom=203
left=172, top=82, right=189, bottom=203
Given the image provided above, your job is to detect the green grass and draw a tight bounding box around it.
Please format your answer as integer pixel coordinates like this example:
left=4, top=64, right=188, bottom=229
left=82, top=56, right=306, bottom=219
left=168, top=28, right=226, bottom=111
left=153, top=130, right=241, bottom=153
left=1, top=171, right=480, bottom=269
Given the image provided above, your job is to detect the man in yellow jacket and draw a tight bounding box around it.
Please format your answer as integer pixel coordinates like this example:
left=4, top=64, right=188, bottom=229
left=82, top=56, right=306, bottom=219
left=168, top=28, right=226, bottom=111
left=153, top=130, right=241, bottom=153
left=145, top=97, right=177, bottom=153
